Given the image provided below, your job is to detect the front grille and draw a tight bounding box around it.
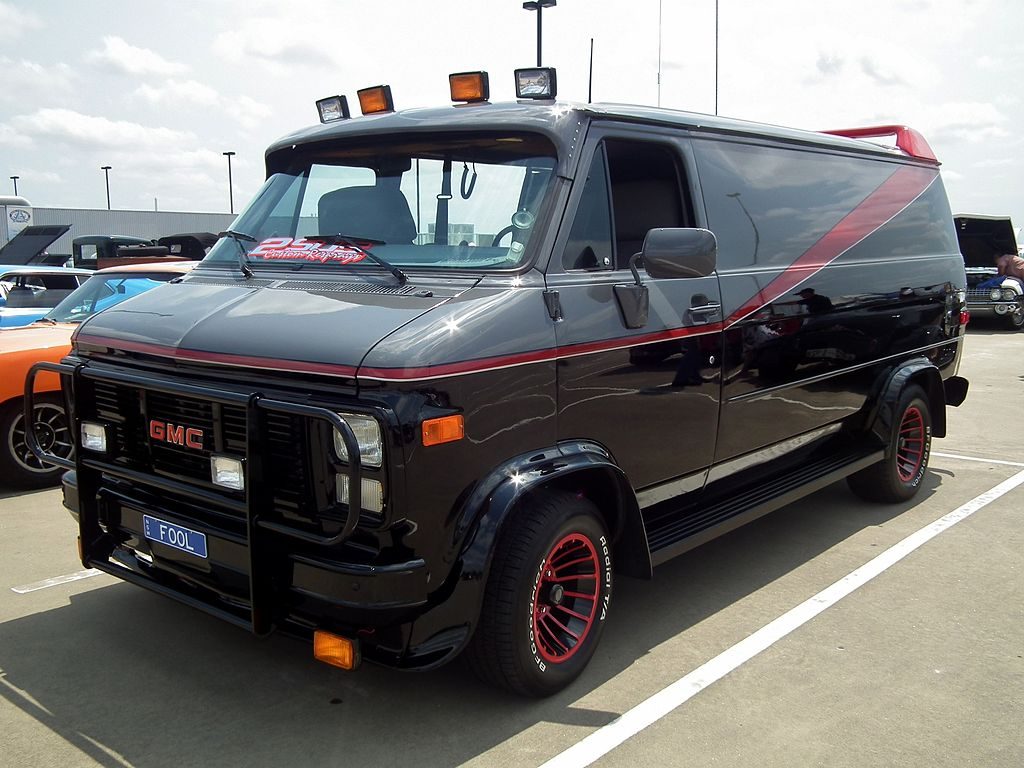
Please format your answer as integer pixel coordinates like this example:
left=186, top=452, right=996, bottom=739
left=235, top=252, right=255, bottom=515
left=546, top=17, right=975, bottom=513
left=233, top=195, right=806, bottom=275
left=88, top=379, right=310, bottom=518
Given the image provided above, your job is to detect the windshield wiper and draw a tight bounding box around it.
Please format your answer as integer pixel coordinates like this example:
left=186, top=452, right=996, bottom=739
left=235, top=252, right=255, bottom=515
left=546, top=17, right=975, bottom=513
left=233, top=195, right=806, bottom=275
left=218, top=230, right=257, bottom=279
left=310, top=234, right=408, bottom=285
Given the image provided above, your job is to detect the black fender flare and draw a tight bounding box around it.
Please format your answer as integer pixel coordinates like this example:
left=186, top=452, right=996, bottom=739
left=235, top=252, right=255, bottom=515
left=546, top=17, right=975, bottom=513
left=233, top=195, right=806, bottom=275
left=452, top=441, right=652, bottom=583
left=866, top=357, right=947, bottom=442
left=406, top=442, right=651, bottom=666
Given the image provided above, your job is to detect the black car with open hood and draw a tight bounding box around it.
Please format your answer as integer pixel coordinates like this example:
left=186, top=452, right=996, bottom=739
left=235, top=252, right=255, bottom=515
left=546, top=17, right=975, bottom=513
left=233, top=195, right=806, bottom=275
left=954, top=214, right=1022, bottom=330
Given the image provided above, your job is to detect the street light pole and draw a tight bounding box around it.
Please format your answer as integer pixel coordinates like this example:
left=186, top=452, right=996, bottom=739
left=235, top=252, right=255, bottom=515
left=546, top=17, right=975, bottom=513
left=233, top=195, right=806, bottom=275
left=223, top=151, right=236, bottom=214
left=522, top=0, right=556, bottom=67
left=715, top=0, right=719, bottom=116
left=9, top=176, right=19, bottom=196
left=100, top=166, right=112, bottom=210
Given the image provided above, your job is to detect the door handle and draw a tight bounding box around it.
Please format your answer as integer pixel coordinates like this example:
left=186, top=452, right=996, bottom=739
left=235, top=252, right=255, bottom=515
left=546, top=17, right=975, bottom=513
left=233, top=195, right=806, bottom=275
left=688, top=303, right=721, bottom=315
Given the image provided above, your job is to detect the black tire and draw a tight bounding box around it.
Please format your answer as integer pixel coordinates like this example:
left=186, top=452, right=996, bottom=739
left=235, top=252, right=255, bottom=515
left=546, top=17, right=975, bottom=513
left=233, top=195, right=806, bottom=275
left=848, top=385, right=931, bottom=503
left=0, top=394, right=73, bottom=489
left=465, top=491, right=612, bottom=697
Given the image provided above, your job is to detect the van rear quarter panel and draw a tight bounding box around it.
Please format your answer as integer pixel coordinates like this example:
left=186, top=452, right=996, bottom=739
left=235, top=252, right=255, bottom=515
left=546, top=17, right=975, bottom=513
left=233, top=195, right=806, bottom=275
left=692, top=137, right=964, bottom=462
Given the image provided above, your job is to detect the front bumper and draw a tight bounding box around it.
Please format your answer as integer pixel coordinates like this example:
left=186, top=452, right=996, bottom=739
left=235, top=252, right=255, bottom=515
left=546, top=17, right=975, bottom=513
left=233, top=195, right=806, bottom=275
left=966, top=299, right=1021, bottom=317
left=33, top=360, right=440, bottom=667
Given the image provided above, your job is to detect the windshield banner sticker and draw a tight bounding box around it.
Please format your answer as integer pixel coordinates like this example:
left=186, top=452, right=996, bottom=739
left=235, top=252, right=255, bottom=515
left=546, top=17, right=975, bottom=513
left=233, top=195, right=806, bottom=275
left=250, top=237, right=369, bottom=264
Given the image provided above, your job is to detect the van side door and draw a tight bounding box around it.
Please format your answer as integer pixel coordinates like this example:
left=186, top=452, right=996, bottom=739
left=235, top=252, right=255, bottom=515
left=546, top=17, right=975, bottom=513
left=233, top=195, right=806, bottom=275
left=545, top=126, right=722, bottom=493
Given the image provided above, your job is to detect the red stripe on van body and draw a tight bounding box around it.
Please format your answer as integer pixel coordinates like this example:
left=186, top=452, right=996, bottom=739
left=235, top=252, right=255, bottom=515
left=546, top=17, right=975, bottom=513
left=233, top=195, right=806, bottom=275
left=724, top=164, right=938, bottom=327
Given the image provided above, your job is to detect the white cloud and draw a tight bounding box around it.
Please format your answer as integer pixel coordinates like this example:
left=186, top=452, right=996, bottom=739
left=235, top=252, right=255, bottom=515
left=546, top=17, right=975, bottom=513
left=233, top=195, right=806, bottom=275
left=0, top=2, right=41, bottom=40
left=86, top=36, right=187, bottom=76
left=213, top=19, right=335, bottom=69
left=11, top=108, right=195, bottom=150
left=234, top=96, right=273, bottom=122
left=0, top=57, right=76, bottom=103
left=135, top=148, right=230, bottom=173
left=816, top=53, right=845, bottom=76
left=918, top=102, right=1011, bottom=143
left=858, top=57, right=907, bottom=87
left=136, top=79, right=220, bottom=106
left=0, top=123, right=32, bottom=148
left=973, top=158, right=1015, bottom=169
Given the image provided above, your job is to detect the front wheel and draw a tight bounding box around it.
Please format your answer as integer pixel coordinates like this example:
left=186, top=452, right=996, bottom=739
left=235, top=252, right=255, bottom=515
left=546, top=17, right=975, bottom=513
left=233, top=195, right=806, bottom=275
left=1005, top=302, right=1024, bottom=331
left=848, top=385, right=931, bottom=503
left=465, top=491, right=612, bottom=697
left=0, top=395, right=73, bottom=489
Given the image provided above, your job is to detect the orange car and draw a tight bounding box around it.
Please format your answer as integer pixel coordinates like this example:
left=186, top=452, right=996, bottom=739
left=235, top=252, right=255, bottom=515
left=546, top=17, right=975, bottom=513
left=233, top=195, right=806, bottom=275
left=1, top=261, right=196, bottom=488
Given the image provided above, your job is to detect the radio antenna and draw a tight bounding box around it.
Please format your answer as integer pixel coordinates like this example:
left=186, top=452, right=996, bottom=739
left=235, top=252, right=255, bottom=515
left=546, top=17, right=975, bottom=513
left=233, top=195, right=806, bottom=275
left=657, top=0, right=663, bottom=106
left=588, top=37, right=594, bottom=103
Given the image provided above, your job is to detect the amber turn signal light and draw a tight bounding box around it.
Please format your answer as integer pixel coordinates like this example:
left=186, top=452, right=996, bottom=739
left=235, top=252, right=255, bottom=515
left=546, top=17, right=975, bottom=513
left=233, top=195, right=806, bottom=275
left=422, top=414, right=464, bottom=447
left=357, top=85, right=394, bottom=115
left=449, top=71, right=490, bottom=103
left=313, top=630, right=359, bottom=670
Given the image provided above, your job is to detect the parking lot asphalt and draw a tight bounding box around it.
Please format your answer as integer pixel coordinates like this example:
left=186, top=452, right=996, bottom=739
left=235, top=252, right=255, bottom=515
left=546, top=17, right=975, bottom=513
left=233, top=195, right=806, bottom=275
left=1, top=323, right=1021, bottom=768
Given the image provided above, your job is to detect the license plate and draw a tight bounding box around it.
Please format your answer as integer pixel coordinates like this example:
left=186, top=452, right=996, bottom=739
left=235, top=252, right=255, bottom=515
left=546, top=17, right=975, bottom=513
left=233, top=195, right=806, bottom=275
left=142, top=515, right=208, bottom=559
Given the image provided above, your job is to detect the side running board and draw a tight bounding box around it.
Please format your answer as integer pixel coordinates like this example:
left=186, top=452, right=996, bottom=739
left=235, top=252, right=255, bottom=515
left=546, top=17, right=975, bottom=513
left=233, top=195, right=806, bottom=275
left=644, top=446, right=885, bottom=566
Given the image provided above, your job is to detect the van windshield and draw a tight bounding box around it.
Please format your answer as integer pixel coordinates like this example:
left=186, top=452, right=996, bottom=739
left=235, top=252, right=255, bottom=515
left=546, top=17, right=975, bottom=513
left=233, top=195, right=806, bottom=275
left=203, top=133, right=557, bottom=273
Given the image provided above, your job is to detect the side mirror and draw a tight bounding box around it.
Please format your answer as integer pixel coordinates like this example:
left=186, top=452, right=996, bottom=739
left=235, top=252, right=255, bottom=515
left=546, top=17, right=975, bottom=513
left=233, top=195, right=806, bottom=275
left=640, top=228, right=717, bottom=279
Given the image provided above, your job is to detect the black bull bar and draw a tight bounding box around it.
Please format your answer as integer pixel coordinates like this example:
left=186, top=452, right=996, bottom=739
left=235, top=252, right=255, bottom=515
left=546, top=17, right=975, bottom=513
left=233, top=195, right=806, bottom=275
left=25, top=360, right=365, bottom=635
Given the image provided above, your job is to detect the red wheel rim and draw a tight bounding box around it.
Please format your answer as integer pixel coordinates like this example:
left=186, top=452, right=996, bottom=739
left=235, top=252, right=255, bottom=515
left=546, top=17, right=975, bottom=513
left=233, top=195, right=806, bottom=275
left=896, top=406, right=925, bottom=483
left=531, top=533, right=600, bottom=664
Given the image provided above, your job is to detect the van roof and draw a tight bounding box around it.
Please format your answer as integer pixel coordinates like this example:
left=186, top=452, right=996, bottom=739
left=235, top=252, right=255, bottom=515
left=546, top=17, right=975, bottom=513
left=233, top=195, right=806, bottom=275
left=267, top=100, right=934, bottom=166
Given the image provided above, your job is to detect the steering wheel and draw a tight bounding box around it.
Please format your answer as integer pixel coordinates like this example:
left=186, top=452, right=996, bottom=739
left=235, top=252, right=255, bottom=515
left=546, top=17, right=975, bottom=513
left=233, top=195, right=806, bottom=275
left=491, top=225, right=515, bottom=247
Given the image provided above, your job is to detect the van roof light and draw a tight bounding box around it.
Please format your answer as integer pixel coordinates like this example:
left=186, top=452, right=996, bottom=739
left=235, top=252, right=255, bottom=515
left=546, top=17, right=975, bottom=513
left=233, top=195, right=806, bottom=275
left=449, top=71, right=490, bottom=103
left=822, top=125, right=938, bottom=164
left=515, top=67, right=557, bottom=100
left=316, top=95, right=351, bottom=123
left=357, top=85, right=395, bottom=115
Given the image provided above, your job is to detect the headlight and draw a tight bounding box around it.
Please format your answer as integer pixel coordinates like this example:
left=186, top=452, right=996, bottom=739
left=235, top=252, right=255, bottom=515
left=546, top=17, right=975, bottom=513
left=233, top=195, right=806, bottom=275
left=210, top=455, right=245, bottom=491
left=1002, top=288, right=1018, bottom=301
left=81, top=421, right=109, bottom=452
left=990, top=288, right=1002, bottom=301
left=332, top=414, right=382, bottom=467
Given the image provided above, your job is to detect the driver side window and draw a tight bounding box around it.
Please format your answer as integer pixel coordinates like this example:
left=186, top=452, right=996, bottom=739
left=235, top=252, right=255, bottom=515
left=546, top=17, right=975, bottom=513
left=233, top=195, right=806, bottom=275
left=562, top=139, right=691, bottom=271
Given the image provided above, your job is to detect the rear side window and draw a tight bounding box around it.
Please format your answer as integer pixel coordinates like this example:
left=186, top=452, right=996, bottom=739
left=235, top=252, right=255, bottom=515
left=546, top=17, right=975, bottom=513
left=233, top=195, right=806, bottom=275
left=562, top=138, right=693, bottom=271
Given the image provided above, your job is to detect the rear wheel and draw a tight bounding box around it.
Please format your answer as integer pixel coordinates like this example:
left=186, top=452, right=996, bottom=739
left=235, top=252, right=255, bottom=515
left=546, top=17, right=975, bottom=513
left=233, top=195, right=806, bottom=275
left=0, top=395, right=72, bottom=489
left=848, top=385, right=931, bottom=503
left=466, top=491, right=612, bottom=697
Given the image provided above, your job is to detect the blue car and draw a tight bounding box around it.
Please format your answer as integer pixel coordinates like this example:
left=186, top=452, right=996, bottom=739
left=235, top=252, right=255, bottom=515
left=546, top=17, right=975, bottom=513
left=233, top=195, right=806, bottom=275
left=0, top=266, right=92, bottom=329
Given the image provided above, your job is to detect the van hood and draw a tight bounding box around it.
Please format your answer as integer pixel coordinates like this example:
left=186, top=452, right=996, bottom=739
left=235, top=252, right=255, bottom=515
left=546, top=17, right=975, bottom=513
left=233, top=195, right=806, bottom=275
left=73, top=276, right=459, bottom=378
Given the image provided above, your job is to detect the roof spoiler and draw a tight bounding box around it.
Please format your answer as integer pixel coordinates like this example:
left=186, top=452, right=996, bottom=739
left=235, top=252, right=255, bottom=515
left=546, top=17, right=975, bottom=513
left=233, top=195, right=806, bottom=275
left=822, top=125, right=938, bottom=164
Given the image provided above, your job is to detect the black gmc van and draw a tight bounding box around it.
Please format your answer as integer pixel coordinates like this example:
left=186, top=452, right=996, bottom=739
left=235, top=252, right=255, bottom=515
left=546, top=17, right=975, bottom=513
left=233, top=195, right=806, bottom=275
left=30, top=70, right=969, bottom=696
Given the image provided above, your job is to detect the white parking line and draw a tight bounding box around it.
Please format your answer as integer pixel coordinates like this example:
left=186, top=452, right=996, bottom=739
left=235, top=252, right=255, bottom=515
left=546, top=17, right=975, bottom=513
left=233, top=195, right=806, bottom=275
left=10, top=569, right=103, bottom=594
left=540, top=468, right=1024, bottom=768
left=932, top=451, right=1024, bottom=467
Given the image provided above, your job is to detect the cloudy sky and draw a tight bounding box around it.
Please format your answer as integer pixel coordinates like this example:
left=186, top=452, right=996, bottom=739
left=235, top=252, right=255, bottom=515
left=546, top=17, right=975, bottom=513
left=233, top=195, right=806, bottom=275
left=1, top=0, right=1021, bottom=230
